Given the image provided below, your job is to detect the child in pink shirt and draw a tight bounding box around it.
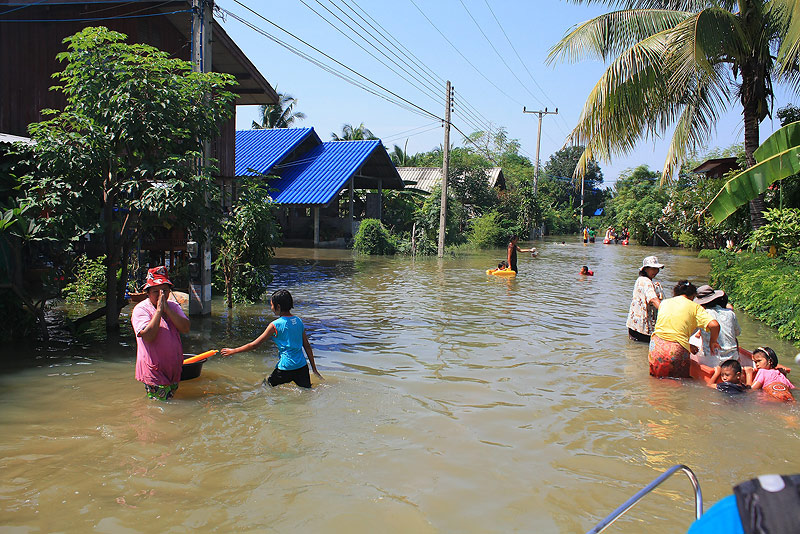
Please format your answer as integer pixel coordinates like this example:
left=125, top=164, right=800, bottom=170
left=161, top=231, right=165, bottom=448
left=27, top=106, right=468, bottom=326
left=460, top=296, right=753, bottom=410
left=748, top=346, right=794, bottom=390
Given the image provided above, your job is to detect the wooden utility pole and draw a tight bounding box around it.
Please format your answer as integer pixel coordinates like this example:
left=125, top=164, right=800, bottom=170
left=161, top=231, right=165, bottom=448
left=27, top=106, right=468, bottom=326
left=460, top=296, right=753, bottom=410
left=437, top=81, right=453, bottom=258
left=189, top=0, right=213, bottom=316
left=523, top=107, right=558, bottom=196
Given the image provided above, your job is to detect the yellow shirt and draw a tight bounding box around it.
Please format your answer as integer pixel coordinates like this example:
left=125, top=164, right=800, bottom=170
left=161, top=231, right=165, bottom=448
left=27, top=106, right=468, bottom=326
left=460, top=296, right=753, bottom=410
left=653, top=296, right=714, bottom=351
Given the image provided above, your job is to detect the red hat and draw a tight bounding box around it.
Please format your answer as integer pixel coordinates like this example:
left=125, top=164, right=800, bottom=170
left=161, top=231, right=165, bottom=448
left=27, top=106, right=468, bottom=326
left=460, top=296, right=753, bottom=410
left=143, top=266, right=173, bottom=290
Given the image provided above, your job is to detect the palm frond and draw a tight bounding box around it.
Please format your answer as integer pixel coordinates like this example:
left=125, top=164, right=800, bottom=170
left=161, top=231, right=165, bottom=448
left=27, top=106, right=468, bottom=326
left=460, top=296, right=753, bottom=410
left=775, top=0, right=800, bottom=75
left=548, top=9, right=691, bottom=63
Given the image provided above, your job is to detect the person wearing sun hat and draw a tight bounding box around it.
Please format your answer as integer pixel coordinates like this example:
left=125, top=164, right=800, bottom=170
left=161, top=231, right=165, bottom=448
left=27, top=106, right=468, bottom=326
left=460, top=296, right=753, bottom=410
left=131, top=266, right=191, bottom=400
left=692, top=284, right=741, bottom=373
left=626, top=256, right=666, bottom=342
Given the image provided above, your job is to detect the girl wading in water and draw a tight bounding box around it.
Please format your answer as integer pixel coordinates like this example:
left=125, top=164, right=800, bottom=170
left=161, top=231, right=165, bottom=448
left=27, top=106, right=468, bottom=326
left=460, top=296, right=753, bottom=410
left=626, top=256, right=666, bottom=342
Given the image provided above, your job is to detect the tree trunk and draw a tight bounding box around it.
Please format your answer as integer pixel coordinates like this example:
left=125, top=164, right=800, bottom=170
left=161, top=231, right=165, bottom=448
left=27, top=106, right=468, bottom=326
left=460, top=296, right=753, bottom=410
left=741, top=65, right=766, bottom=229
left=103, top=166, right=120, bottom=333
left=225, top=266, right=233, bottom=308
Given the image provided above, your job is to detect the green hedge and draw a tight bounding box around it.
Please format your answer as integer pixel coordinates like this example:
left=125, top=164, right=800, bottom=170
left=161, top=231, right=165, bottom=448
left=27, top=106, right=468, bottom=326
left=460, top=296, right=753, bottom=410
left=353, top=219, right=396, bottom=255
left=701, top=250, right=800, bottom=344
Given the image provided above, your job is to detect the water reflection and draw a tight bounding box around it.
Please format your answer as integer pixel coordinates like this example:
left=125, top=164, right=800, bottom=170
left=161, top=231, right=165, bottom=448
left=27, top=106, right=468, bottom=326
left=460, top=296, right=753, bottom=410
left=1, top=239, right=798, bottom=533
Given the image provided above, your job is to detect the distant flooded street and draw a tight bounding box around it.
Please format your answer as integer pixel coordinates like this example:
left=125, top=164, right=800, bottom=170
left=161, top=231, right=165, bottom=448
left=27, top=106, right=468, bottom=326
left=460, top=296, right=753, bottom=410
left=2, top=239, right=799, bottom=533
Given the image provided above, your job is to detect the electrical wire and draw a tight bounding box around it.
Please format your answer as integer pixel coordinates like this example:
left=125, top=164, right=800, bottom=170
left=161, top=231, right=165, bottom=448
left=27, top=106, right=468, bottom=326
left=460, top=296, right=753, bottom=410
left=228, top=0, right=442, bottom=122
left=299, top=0, right=446, bottom=108
left=1, top=8, right=192, bottom=22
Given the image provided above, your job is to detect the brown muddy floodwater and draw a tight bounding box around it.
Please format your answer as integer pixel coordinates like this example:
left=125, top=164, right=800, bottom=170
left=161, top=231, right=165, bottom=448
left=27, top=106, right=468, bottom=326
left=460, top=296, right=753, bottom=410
left=1, top=238, right=799, bottom=533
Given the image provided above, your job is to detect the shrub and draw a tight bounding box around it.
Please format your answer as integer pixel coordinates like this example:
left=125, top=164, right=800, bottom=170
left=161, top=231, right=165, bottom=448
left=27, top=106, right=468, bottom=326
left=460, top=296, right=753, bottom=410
left=746, top=208, right=800, bottom=255
left=467, top=211, right=508, bottom=249
left=353, top=219, right=396, bottom=255
left=62, top=254, right=106, bottom=303
left=703, top=250, right=800, bottom=344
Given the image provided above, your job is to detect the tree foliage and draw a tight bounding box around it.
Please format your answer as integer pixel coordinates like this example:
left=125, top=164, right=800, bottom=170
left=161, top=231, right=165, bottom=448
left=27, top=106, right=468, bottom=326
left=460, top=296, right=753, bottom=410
left=548, top=0, right=800, bottom=228
left=214, top=177, right=281, bottom=307
left=252, top=90, right=305, bottom=129
left=353, top=218, right=396, bottom=255
left=21, top=27, right=237, bottom=330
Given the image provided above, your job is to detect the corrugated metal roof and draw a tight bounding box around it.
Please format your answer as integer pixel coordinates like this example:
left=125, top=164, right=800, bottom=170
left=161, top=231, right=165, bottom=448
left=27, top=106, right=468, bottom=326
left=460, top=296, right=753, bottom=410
left=0, top=132, right=34, bottom=145
left=272, top=140, right=384, bottom=206
left=396, top=166, right=505, bottom=193
left=235, top=128, right=319, bottom=176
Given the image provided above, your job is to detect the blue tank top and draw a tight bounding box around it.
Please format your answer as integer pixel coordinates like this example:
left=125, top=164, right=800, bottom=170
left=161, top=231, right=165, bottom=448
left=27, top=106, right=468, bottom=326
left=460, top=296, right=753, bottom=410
left=272, top=315, right=306, bottom=370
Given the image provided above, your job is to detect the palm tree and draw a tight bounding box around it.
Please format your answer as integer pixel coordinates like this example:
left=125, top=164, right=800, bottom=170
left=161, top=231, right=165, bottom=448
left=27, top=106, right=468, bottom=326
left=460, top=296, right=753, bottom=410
left=548, top=0, right=800, bottom=227
left=331, top=123, right=377, bottom=141
left=252, top=91, right=306, bottom=129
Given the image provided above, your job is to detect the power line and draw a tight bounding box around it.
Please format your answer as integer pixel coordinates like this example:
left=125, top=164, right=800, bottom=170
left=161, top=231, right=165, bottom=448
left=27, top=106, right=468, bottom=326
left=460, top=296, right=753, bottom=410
left=407, top=0, right=526, bottom=109
left=298, top=0, right=447, bottom=109
left=226, top=0, right=442, bottom=122
left=456, top=0, right=545, bottom=108
left=220, top=7, right=437, bottom=121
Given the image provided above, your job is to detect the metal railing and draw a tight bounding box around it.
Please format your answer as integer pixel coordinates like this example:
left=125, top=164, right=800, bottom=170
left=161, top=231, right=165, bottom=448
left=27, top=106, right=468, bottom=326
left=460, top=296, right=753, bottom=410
left=586, top=464, right=703, bottom=534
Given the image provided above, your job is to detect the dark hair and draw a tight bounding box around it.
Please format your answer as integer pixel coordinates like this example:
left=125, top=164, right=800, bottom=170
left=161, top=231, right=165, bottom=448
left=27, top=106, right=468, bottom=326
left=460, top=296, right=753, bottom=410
left=708, top=294, right=728, bottom=309
left=509, top=234, right=518, bottom=242
left=271, top=289, right=294, bottom=312
left=673, top=279, right=697, bottom=298
left=720, top=359, right=742, bottom=373
left=753, top=346, right=778, bottom=369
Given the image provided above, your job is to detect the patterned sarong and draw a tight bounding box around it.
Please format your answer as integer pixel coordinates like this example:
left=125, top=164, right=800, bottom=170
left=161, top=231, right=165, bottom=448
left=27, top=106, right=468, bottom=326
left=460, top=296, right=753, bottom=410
left=648, top=335, right=690, bottom=378
left=144, top=383, right=178, bottom=401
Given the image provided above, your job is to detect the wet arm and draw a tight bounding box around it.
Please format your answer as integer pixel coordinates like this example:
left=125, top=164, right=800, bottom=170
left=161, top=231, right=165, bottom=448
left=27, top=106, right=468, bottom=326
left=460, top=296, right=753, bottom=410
left=303, top=331, right=322, bottom=378
left=706, top=320, right=721, bottom=352
left=138, top=308, right=163, bottom=343
left=163, top=303, right=190, bottom=334
left=221, top=323, right=276, bottom=356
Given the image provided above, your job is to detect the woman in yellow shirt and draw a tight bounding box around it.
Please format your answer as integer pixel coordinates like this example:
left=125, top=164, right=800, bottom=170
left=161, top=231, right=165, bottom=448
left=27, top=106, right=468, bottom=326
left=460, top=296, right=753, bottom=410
left=649, top=280, right=721, bottom=378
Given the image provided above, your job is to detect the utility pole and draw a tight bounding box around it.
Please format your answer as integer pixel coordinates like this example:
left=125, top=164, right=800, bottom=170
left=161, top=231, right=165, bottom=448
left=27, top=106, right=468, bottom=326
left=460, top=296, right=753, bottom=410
left=523, top=107, right=558, bottom=196
left=189, top=0, right=213, bottom=316
left=437, top=81, right=453, bottom=258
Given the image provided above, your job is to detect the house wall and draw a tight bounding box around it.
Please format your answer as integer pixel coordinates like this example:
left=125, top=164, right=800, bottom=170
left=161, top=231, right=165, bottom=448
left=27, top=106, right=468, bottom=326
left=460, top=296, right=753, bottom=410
left=0, top=3, right=235, bottom=178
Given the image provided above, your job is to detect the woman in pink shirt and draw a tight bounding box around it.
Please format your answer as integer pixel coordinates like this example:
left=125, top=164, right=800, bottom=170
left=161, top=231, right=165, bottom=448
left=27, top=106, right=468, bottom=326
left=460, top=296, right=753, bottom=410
left=131, top=266, right=190, bottom=400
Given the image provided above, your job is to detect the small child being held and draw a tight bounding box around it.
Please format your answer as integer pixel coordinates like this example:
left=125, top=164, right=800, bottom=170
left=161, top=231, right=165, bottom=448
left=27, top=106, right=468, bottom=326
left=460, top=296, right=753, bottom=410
left=715, top=359, right=747, bottom=394
left=748, top=346, right=794, bottom=391
left=220, top=289, right=322, bottom=388
left=497, top=260, right=510, bottom=270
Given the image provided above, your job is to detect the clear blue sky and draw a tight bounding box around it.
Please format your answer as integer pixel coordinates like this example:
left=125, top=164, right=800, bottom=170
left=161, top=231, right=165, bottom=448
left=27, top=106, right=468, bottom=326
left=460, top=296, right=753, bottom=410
left=215, top=0, right=795, bottom=185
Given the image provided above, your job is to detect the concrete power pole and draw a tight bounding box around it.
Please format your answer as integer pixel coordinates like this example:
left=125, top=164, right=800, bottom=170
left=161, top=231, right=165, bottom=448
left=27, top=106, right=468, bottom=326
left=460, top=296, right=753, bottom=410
left=437, top=81, right=453, bottom=258
left=189, top=0, right=213, bottom=316
left=523, top=107, right=558, bottom=196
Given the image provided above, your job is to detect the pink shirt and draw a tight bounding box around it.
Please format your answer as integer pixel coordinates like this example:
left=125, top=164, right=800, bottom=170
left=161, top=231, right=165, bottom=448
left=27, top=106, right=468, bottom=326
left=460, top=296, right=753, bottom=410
left=132, top=299, right=186, bottom=386
left=754, top=368, right=794, bottom=389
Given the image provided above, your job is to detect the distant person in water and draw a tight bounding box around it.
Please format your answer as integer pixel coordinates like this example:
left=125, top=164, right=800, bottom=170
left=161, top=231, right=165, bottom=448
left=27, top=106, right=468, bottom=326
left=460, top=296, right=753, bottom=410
left=507, top=235, right=534, bottom=273
left=588, top=228, right=596, bottom=243
left=497, top=260, right=510, bottom=270
left=579, top=266, right=593, bottom=276
left=221, top=289, right=322, bottom=388
left=131, top=266, right=191, bottom=401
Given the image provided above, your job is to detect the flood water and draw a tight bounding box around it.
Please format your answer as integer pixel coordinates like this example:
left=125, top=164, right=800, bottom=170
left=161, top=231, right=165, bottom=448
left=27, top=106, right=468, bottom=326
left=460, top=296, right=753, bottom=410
left=2, top=239, right=799, bottom=533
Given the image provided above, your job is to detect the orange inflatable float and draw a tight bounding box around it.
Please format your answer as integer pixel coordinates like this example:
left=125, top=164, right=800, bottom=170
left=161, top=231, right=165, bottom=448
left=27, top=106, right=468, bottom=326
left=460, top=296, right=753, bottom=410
left=183, top=349, right=217, bottom=365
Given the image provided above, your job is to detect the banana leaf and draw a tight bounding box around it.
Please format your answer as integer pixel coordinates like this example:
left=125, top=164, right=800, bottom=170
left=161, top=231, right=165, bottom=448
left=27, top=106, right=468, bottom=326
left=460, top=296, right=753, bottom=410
left=707, top=121, right=800, bottom=223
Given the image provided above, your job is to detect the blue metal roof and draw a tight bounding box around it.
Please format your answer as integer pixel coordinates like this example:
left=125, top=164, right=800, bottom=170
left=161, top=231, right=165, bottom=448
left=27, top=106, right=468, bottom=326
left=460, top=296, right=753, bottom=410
left=271, top=140, right=386, bottom=206
left=594, top=208, right=604, bottom=216
left=234, top=128, right=320, bottom=176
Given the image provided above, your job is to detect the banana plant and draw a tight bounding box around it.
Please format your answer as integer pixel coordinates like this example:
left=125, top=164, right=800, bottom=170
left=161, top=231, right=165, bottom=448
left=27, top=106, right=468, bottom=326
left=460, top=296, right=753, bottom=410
left=707, top=121, right=800, bottom=223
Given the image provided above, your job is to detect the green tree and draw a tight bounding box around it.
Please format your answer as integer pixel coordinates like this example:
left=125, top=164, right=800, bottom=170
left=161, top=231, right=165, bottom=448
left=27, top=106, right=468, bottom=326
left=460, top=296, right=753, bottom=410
left=214, top=177, right=281, bottom=308
left=252, top=90, right=306, bottom=129
left=606, top=165, right=669, bottom=243
left=331, top=123, right=377, bottom=141
left=548, top=0, right=800, bottom=228
left=21, top=27, right=237, bottom=331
